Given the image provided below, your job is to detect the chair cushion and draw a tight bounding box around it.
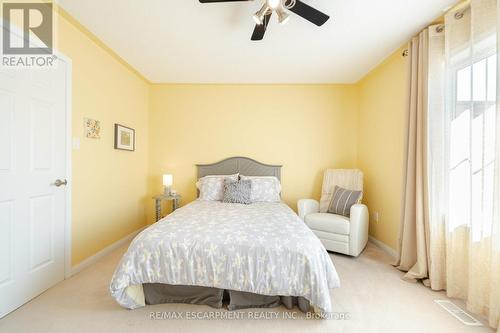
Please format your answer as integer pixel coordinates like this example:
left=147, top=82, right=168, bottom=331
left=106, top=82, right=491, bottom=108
left=312, top=230, right=349, bottom=243
left=304, top=213, right=350, bottom=235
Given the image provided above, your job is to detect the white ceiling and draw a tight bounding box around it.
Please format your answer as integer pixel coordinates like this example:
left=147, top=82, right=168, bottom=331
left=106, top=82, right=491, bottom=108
left=58, top=0, right=457, bottom=84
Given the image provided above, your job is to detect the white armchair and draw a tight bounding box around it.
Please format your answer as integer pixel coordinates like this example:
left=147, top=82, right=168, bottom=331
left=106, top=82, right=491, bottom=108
left=298, top=169, right=369, bottom=257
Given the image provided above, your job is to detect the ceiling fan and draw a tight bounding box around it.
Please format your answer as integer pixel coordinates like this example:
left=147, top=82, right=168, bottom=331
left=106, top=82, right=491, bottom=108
left=199, top=0, right=330, bottom=41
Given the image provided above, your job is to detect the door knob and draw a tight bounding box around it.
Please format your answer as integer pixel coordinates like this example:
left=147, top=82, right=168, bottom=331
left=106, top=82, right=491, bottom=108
left=53, top=179, right=68, bottom=187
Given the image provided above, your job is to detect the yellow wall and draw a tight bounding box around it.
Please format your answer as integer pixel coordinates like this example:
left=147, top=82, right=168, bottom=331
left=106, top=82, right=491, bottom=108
left=149, top=69, right=409, bottom=252
left=50, top=4, right=409, bottom=264
left=149, top=85, right=359, bottom=218
left=357, top=47, right=409, bottom=250
left=56, top=12, right=150, bottom=265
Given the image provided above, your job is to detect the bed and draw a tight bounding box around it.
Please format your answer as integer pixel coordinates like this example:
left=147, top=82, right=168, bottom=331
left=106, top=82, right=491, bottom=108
left=110, top=157, right=340, bottom=314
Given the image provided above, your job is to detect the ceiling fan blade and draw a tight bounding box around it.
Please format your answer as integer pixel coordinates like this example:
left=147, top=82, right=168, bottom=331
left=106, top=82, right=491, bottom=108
left=199, top=0, right=251, bottom=2
left=251, top=13, right=271, bottom=41
left=287, top=0, right=329, bottom=26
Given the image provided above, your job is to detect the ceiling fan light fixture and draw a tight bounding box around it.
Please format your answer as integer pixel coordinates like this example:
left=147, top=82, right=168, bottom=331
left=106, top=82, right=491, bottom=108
left=267, top=0, right=281, bottom=9
left=253, top=4, right=270, bottom=25
left=199, top=0, right=330, bottom=41
left=276, top=7, right=290, bottom=24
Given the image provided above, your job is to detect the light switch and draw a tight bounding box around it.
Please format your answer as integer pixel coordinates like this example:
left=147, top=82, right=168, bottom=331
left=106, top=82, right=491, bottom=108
left=73, top=137, right=81, bottom=150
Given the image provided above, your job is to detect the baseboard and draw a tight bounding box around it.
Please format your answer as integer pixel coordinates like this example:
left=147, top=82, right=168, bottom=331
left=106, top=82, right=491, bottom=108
left=368, top=236, right=398, bottom=260
left=70, top=226, right=146, bottom=276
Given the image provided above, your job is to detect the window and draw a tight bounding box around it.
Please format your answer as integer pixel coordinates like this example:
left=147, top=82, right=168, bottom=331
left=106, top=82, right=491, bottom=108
left=449, top=53, right=497, bottom=240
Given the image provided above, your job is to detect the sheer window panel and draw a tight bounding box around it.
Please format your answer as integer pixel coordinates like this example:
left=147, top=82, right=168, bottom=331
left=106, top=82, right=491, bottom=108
left=484, top=105, right=496, bottom=164
left=457, top=65, right=472, bottom=102
left=487, top=54, right=497, bottom=101
left=450, top=109, right=471, bottom=168
left=472, top=112, right=484, bottom=172
left=482, top=163, right=494, bottom=239
left=473, top=58, right=487, bottom=101
left=449, top=162, right=471, bottom=231
left=426, top=0, right=500, bottom=329
left=471, top=170, right=483, bottom=242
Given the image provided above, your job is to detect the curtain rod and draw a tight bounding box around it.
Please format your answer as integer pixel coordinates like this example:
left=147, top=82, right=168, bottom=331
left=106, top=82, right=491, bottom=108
left=402, top=24, right=444, bottom=57
left=401, top=7, right=470, bottom=57
left=454, top=6, right=470, bottom=19
left=401, top=4, right=469, bottom=57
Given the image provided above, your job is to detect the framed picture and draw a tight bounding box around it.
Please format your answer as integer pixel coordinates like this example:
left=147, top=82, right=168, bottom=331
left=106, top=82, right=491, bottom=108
left=84, top=118, right=101, bottom=139
left=114, top=124, right=135, bottom=151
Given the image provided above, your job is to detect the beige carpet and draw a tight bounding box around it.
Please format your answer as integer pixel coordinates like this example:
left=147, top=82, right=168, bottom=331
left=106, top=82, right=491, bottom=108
left=0, top=242, right=493, bottom=333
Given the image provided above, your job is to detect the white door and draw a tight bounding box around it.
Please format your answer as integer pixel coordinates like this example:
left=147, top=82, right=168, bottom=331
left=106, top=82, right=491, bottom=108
left=0, top=59, right=69, bottom=318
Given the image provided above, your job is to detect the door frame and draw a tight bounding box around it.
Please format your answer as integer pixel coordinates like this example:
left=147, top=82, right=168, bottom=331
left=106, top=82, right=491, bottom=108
left=55, top=51, right=73, bottom=279
left=2, top=19, right=73, bottom=279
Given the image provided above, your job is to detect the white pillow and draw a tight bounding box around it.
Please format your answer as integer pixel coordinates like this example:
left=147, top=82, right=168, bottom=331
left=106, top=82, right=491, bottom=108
left=197, top=174, right=239, bottom=201
left=240, top=175, right=281, bottom=202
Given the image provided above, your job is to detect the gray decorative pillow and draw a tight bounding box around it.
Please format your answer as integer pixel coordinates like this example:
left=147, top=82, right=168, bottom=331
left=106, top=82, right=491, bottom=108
left=327, top=186, right=362, bottom=217
left=222, top=179, right=252, bottom=205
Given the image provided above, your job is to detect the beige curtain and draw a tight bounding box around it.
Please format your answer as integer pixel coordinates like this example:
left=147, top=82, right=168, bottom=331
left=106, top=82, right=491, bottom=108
left=397, top=0, right=500, bottom=330
left=394, top=29, right=432, bottom=282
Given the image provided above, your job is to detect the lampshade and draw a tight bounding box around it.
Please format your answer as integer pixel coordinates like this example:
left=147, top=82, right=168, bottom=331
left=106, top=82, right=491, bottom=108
left=162, top=174, right=173, bottom=187
left=276, top=7, right=290, bottom=25
left=267, top=0, right=280, bottom=9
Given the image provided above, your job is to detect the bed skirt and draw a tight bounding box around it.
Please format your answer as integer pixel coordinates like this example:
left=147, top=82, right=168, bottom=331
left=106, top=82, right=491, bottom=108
left=143, top=283, right=311, bottom=313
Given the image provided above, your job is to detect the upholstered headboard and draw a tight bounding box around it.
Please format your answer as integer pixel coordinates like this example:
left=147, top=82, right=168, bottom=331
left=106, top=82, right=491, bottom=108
left=196, top=157, right=282, bottom=180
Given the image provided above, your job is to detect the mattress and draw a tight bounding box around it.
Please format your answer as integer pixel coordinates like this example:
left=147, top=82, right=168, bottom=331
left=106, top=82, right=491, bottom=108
left=110, top=200, right=340, bottom=313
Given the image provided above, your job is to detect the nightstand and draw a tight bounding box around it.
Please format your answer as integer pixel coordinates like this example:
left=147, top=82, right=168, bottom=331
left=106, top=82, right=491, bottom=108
left=153, top=194, right=181, bottom=222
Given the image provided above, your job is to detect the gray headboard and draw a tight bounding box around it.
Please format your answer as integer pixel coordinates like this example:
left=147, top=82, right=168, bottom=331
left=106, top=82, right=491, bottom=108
left=196, top=157, right=282, bottom=181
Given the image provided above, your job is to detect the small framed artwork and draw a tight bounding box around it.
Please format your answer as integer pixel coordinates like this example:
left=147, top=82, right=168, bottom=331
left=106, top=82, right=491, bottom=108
left=84, top=118, right=101, bottom=139
left=114, top=124, right=135, bottom=151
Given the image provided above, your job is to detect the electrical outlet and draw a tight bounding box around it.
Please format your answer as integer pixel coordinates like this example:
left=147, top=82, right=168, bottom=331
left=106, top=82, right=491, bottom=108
left=372, top=212, right=380, bottom=223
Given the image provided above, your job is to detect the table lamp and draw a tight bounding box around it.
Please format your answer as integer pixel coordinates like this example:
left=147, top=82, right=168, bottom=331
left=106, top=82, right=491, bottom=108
left=163, top=174, right=173, bottom=196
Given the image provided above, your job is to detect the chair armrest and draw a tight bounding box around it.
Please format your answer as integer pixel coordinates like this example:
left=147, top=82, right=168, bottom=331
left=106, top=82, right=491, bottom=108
left=349, top=204, right=369, bottom=257
left=297, top=199, right=319, bottom=220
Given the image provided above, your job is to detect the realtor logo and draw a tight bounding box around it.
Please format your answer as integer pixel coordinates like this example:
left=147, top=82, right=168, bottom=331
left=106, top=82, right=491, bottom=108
left=2, top=2, right=53, bottom=54
left=2, top=2, right=56, bottom=68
